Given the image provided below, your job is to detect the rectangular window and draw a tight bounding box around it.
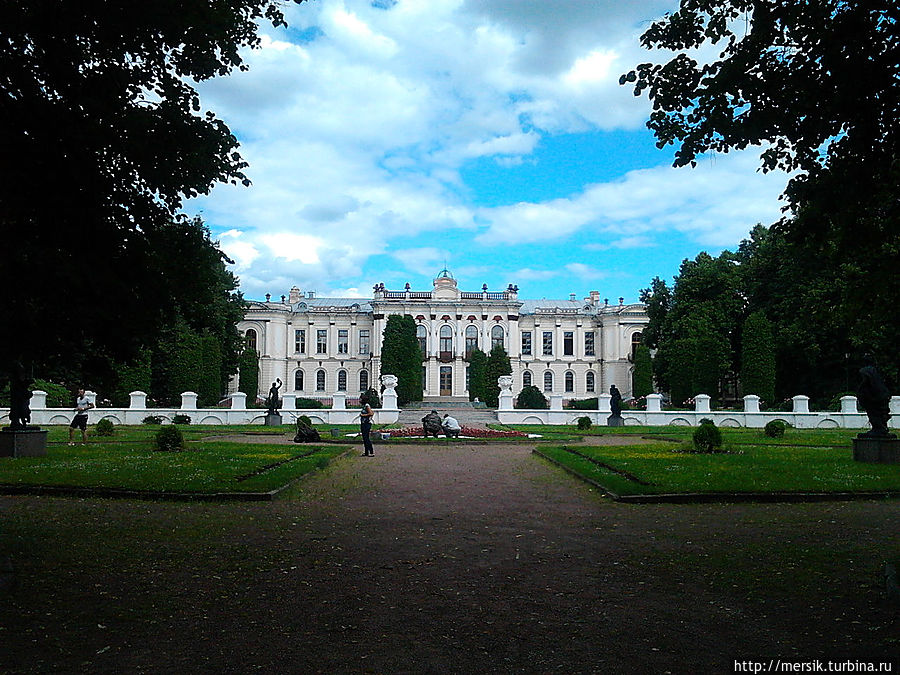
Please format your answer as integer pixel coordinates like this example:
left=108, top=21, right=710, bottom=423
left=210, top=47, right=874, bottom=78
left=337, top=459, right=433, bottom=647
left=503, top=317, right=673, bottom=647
left=584, top=331, right=595, bottom=357
left=316, top=329, right=327, bottom=354
left=563, top=331, right=574, bottom=356
left=359, top=329, right=370, bottom=355
left=521, top=331, right=532, bottom=356
left=294, top=329, right=305, bottom=354
left=338, top=329, right=348, bottom=354
left=542, top=331, right=553, bottom=356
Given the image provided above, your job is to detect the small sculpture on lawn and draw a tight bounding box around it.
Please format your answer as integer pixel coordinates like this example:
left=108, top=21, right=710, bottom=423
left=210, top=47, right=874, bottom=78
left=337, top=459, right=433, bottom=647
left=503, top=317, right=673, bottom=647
left=856, top=354, right=894, bottom=438
left=293, top=416, right=321, bottom=443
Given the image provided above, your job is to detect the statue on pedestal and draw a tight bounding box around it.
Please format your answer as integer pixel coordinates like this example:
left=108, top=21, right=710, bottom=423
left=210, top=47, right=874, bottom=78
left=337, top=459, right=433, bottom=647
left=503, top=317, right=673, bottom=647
left=265, top=379, right=282, bottom=416
left=857, top=355, right=894, bottom=438
left=8, top=362, right=33, bottom=431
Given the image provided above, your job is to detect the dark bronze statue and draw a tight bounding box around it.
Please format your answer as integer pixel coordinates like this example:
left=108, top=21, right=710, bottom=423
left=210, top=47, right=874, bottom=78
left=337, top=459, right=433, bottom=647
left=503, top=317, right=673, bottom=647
left=8, top=362, right=33, bottom=430
left=856, top=355, right=894, bottom=438
left=609, top=385, right=623, bottom=418
left=266, top=378, right=282, bottom=415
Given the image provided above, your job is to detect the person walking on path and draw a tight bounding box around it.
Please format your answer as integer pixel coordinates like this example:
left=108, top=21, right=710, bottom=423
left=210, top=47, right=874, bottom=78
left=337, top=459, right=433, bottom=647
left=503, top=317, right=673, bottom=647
left=68, top=388, right=94, bottom=445
left=359, top=392, right=375, bottom=456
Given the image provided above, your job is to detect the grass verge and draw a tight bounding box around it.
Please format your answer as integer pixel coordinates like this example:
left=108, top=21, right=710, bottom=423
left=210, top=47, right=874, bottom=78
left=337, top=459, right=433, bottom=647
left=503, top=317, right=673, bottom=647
left=538, top=440, right=900, bottom=498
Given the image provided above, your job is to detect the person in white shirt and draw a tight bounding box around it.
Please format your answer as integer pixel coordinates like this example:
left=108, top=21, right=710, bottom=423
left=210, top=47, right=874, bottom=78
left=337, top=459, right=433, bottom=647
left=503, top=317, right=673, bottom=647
left=68, top=388, right=94, bottom=445
left=442, top=414, right=461, bottom=438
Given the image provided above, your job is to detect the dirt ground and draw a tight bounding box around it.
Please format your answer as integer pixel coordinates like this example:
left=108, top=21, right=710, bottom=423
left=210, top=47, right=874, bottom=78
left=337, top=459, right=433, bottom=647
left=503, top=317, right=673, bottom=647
left=1, top=441, right=897, bottom=674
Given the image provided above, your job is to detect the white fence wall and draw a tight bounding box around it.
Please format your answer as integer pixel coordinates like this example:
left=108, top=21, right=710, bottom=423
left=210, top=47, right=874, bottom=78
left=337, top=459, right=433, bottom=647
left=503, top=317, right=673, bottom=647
left=1, top=384, right=400, bottom=427
left=497, top=392, right=900, bottom=429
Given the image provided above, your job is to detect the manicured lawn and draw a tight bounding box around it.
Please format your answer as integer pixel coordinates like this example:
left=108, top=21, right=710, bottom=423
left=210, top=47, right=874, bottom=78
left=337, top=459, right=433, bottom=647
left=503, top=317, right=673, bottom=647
left=1, top=426, right=349, bottom=494
left=538, top=441, right=900, bottom=497
left=503, top=424, right=863, bottom=446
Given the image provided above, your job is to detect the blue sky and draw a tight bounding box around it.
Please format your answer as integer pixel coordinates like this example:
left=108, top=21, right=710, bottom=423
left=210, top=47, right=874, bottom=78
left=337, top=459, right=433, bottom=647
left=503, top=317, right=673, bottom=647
left=187, top=0, right=790, bottom=303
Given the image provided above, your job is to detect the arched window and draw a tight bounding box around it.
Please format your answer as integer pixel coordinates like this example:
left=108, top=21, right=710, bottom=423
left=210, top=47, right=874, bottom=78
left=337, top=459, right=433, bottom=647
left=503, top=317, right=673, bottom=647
left=359, top=369, right=369, bottom=392
left=491, top=325, right=504, bottom=350
left=439, top=325, right=453, bottom=359
left=294, top=369, right=304, bottom=391
left=417, top=324, right=427, bottom=356
left=543, top=371, right=553, bottom=392
left=245, top=328, right=257, bottom=351
left=316, top=369, right=326, bottom=392
left=337, top=369, right=347, bottom=391
left=465, top=325, right=478, bottom=357
left=523, top=370, right=532, bottom=388
left=631, top=331, right=642, bottom=360
left=586, top=371, right=595, bottom=393
left=565, top=371, right=574, bottom=392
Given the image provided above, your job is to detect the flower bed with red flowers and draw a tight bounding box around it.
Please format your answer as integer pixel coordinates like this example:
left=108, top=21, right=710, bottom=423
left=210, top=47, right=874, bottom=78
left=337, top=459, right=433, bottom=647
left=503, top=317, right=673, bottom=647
left=381, top=426, right=527, bottom=439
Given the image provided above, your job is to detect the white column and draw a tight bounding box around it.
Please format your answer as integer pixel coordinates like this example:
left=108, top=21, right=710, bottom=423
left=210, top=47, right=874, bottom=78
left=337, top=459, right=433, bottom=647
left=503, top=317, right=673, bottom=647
left=129, top=391, right=147, bottom=408
left=792, top=395, right=810, bottom=414
left=381, top=375, right=398, bottom=409
left=646, top=394, right=662, bottom=412
left=181, top=392, right=198, bottom=410
left=598, top=393, right=611, bottom=413
left=840, top=396, right=858, bottom=414
left=281, top=393, right=296, bottom=410
left=743, top=395, right=760, bottom=414
left=890, top=396, right=900, bottom=416
left=230, top=392, right=247, bottom=410
left=694, top=394, right=711, bottom=413
left=549, top=394, right=563, bottom=411
left=31, top=390, right=47, bottom=409
left=332, top=393, right=346, bottom=410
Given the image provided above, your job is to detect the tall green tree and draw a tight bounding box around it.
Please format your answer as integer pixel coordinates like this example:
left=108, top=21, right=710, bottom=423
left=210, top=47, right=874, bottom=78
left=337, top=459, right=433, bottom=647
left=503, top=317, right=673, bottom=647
left=238, top=347, right=260, bottom=403
left=198, top=334, right=223, bottom=407
left=380, top=315, right=422, bottom=406
left=467, top=348, right=488, bottom=403
left=632, top=345, right=653, bottom=399
left=0, top=0, right=304, bottom=383
left=484, top=344, right=512, bottom=408
left=740, top=312, right=776, bottom=405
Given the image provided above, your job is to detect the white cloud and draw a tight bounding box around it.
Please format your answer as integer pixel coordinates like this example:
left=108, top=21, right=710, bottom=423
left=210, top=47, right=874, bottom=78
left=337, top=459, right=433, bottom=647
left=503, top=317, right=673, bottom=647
left=475, top=150, right=788, bottom=246
left=184, top=0, right=789, bottom=299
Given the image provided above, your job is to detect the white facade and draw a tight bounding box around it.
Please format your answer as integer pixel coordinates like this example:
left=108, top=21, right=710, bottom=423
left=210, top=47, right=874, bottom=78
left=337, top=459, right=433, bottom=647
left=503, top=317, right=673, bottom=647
left=236, top=271, right=648, bottom=403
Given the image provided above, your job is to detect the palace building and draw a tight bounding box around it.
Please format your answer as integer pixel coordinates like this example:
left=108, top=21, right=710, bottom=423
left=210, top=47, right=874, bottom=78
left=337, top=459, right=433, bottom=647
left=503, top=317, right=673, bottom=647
left=237, top=270, right=648, bottom=402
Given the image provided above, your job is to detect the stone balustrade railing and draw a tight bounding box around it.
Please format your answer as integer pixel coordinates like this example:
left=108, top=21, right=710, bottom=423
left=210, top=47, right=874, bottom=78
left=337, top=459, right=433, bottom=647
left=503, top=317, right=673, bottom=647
left=1, top=377, right=401, bottom=427
left=497, top=392, right=900, bottom=429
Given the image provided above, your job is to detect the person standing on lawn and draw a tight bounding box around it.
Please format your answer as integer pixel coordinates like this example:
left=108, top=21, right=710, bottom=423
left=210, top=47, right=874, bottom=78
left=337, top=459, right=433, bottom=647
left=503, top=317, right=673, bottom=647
left=359, top=392, right=375, bottom=456
left=68, top=388, right=94, bottom=445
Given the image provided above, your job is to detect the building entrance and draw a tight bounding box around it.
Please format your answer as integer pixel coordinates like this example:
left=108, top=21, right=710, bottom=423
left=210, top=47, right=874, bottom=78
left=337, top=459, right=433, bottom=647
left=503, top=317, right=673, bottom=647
left=439, top=366, right=452, bottom=396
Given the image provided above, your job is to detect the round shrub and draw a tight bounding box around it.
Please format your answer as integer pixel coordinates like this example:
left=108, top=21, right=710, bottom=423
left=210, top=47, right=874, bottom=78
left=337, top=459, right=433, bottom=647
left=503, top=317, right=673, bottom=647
left=298, top=415, right=313, bottom=428
left=142, top=415, right=164, bottom=425
left=155, top=425, right=184, bottom=452
left=692, top=419, right=722, bottom=453
left=576, top=416, right=592, bottom=430
left=764, top=419, right=788, bottom=438
left=172, top=414, right=191, bottom=425
left=94, top=418, right=115, bottom=437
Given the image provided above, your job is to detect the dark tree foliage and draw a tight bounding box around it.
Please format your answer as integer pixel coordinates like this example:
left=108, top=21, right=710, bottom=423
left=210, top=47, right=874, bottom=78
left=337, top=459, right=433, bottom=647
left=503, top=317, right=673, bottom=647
left=112, top=348, right=152, bottom=407
left=740, top=312, right=776, bottom=404
left=0, top=0, right=303, bottom=379
left=622, top=1, right=899, bottom=213
left=151, top=314, right=202, bottom=407
left=467, top=348, right=488, bottom=403
left=380, top=315, right=422, bottom=406
left=484, top=344, right=512, bottom=408
left=198, top=334, right=223, bottom=407
left=238, top=347, right=260, bottom=402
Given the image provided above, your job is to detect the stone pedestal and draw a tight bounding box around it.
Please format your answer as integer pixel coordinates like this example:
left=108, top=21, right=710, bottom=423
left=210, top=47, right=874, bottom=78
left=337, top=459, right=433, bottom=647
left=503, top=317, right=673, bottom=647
left=607, top=414, right=625, bottom=427
left=264, top=413, right=283, bottom=427
left=852, top=436, right=900, bottom=464
left=0, top=428, right=48, bottom=457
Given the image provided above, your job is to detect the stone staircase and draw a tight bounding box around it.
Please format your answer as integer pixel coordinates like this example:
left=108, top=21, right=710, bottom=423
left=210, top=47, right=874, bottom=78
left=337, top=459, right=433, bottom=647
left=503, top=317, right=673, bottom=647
left=397, top=402, right=498, bottom=429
